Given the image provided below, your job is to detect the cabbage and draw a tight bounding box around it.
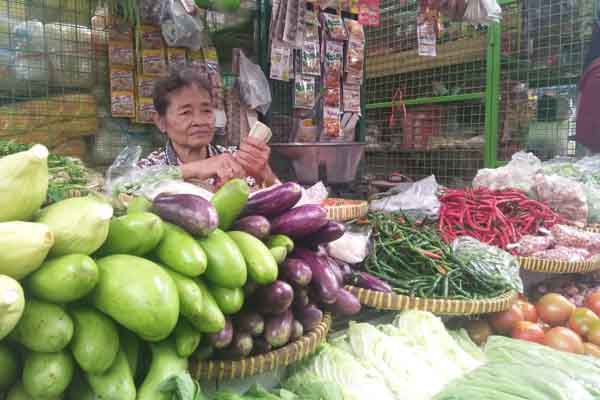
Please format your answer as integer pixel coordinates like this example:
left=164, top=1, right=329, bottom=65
left=0, top=222, right=54, bottom=280
left=0, top=275, right=25, bottom=340
left=0, top=144, right=48, bottom=222
left=36, top=196, right=113, bottom=256
left=286, top=344, right=395, bottom=400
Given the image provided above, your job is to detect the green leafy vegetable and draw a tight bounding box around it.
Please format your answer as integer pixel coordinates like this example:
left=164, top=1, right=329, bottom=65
left=158, top=371, right=207, bottom=400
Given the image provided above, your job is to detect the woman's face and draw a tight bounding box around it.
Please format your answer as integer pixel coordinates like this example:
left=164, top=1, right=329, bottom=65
left=155, top=83, right=215, bottom=150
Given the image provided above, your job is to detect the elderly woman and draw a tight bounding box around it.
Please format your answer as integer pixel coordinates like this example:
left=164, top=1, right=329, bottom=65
left=138, top=67, right=278, bottom=190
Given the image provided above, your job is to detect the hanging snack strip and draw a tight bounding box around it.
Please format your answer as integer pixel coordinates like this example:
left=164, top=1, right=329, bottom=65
left=294, top=75, right=316, bottom=109
left=109, top=22, right=135, bottom=118
left=270, top=41, right=293, bottom=82
left=344, top=18, right=365, bottom=84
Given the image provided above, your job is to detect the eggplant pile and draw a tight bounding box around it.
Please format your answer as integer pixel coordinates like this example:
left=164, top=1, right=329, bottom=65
left=154, top=180, right=362, bottom=362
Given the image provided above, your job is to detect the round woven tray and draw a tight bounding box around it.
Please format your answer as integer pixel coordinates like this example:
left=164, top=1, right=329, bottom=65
left=190, top=313, right=331, bottom=381
left=517, top=256, right=600, bottom=274
left=324, top=199, right=368, bottom=222
left=345, top=286, right=518, bottom=315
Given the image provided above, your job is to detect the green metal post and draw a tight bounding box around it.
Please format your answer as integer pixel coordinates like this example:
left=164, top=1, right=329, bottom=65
left=257, top=0, right=270, bottom=73
left=484, top=22, right=501, bottom=168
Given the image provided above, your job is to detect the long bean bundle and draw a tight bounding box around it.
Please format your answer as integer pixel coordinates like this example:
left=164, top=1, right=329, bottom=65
left=364, top=213, right=516, bottom=300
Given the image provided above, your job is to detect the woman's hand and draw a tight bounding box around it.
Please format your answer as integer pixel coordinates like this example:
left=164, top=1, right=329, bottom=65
left=180, top=153, right=245, bottom=187
left=236, top=138, right=276, bottom=185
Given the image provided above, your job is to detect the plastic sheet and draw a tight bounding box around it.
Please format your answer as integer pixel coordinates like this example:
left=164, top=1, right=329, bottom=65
left=532, top=246, right=591, bottom=263
left=512, top=235, right=555, bottom=257
left=551, top=224, right=600, bottom=254
left=239, top=50, right=272, bottom=115
left=370, top=175, right=441, bottom=219
left=473, top=152, right=541, bottom=194
left=327, top=224, right=372, bottom=264
left=160, top=0, right=207, bottom=50
left=534, top=174, right=588, bottom=226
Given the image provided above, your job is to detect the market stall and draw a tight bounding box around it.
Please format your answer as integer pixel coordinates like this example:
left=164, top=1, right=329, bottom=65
left=3, top=0, right=600, bottom=399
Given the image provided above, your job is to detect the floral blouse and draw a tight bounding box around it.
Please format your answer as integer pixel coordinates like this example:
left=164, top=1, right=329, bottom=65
left=137, top=141, right=257, bottom=187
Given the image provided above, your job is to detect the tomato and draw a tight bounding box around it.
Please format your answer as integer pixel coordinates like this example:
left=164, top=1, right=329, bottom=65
left=516, top=300, right=538, bottom=322
left=584, top=342, right=600, bottom=358
left=466, top=319, right=492, bottom=346
left=488, top=304, right=524, bottom=334
left=585, top=291, right=600, bottom=317
left=587, top=320, right=600, bottom=346
left=536, top=293, right=575, bottom=326
left=511, top=321, right=545, bottom=344
left=543, top=327, right=584, bottom=354
left=568, top=307, right=599, bottom=337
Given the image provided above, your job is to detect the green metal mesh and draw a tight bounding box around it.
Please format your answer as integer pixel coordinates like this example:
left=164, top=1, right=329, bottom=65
left=498, top=0, right=598, bottom=162
left=363, top=0, right=489, bottom=186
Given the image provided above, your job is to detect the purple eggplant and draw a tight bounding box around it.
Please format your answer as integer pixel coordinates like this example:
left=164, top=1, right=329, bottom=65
left=336, top=260, right=354, bottom=285
left=153, top=193, right=218, bottom=237
left=302, top=221, right=345, bottom=247
left=290, top=320, right=304, bottom=341
left=271, top=205, right=328, bottom=239
left=293, top=248, right=340, bottom=304
left=233, top=215, right=271, bottom=239
left=292, top=288, right=310, bottom=310
left=252, top=337, right=272, bottom=355
left=297, top=304, right=323, bottom=332
left=264, top=309, right=293, bottom=348
left=353, top=272, right=393, bottom=293
left=254, top=281, right=294, bottom=314
left=243, top=182, right=302, bottom=218
left=206, top=318, right=233, bottom=349
left=327, top=289, right=361, bottom=316
left=224, top=332, right=253, bottom=359
left=235, top=311, right=264, bottom=336
left=325, top=257, right=343, bottom=286
left=280, top=258, right=313, bottom=287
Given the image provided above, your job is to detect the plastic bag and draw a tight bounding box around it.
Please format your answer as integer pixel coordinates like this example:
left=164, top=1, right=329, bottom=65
left=239, top=51, right=272, bottom=115
left=452, top=236, right=523, bottom=293
left=160, top=0, right=207, bottom=51
left=550, top=224, right=600, bottom=254
left=463, top=0, right=502, bottom=25
left=511, top=235, right=555, bottom=257
left=473, top=152, right=541, bottom=194
left=369, top=175, right=441, bottom=219
left=327, top=224, right=372, bottom=264
left=295, top=182, right=329, bottom=207
left=532, top=246, right=591, bottom=263
left=534, top=174, right=588, bottom=226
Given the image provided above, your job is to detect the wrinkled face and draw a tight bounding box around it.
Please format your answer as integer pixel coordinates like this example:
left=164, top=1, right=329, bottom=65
left=154, top=83, right=215, bottom=149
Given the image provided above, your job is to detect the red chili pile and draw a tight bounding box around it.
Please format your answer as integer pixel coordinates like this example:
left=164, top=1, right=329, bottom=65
left=438, top=187, right=562, bottom=249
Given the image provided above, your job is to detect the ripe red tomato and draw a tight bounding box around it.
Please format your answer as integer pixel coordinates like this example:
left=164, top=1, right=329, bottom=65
left=544, top=327, right=584, bottom=354
left=511, top=321, right=545, bottom=344
left=587, top=320, right=600, bottom=346
left=536, top=293, right=575, bottom=326
left=568, top=307, right=599, bottom=337
left=517, top=300, right=538, bottom=322
left=489, top=304, right=524, bottom=334
left=585, top=291, right=600, bottom=317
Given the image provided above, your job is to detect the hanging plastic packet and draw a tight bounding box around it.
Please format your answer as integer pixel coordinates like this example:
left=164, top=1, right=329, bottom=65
left=343, top=84, right=361, bottom=113
left=417, top=12, right=437, bottom=57
left=358, top=0, right=380, bottom=27
left=109, top=41, right=134, bottom=66
left=270, top=41, right=292, bottom=81
left=324, top=86, right=342, bottom=108
left=324, top=40, right=344, bottom=88
left=323, top=13, right=348, bottom=41
left=304, top=10, right=320, bottom=42
left=142, top=49, right=167, bottom=76
left=110, top=67, right=134, bottom=92
left=136, top=98, right=156, bottom=124
left=344, top=19, right=365, bottom=83
left=137, top=75, right=159, bottom=97
left=294, top=75, right=316, bottom=109
left=160, top=0, right=206, bottom=50
left=283, top=0, right=301, bottom=45
left=139, top=25, right=164, bottom=50
left=111, top=93, right=135, bottom=118
left=322, top=106, right=342, bottom=139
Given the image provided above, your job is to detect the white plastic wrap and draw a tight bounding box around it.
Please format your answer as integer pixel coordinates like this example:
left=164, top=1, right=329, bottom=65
left=327, top=224, right=372, bottom=264
left=473, top=151, right=541, bottom=194
left=369, top=175, right=441, bottom=219
left=160, top=0, right=207, bottom=50
left=463, top=0, right=502, bottom=25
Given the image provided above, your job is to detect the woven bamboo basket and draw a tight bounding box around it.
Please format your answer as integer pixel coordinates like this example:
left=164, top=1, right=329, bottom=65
left=190, top=313, right=331, bottom=381
left=324, top=199, right=368, bottom=222
left=346, top=286, right=518, bottom=315
left=517, top=256, right=600, bottom=274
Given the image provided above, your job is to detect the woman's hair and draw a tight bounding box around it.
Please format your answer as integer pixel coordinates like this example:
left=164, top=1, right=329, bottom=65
left=152, top=67, right=213, bottom=116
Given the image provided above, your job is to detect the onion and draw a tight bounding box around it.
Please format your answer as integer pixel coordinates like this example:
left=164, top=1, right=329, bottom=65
left=543, top=327, right=584, bottom=354
left=536, top=293, right=575, bottom=326
left=488, top=304, right=524, bottom=334
left=585, top=291, right=600, bottom=317
left=466, top=319, right=492, bottom=345
left=511, top=321, right=545, bottom=344
left=516, top=300, right=538, bottom=323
